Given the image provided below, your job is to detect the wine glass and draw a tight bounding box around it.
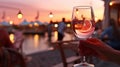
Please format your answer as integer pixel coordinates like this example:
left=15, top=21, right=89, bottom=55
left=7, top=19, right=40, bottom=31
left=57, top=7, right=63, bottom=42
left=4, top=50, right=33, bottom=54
left=71, top=6, right=95, bottom=67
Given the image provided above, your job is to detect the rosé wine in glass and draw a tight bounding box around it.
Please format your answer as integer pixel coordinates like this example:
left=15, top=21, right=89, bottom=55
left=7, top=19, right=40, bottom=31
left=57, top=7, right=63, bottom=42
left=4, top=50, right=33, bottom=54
left=71, top=6, right=95, bottom=67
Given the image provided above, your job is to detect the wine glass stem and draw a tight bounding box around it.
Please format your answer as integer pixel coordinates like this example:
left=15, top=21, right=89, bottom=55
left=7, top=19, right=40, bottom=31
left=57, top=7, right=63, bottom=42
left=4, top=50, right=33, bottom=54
left=83, top=56, right=86, bottom=62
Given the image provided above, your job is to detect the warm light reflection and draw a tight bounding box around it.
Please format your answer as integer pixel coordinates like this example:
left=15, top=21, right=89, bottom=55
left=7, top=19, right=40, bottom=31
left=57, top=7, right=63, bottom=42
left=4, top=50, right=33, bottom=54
left=49, top=12, right=53, bottom=18
left=74, top=24, right=82, bottom=29
left=9, top=34, right=14, bottom=43
left=109, top=2, right=113, bottom=6
left=49, top=14, right=53, bottom=18
left=54, top=31, right=58, bottom=41
left=67, top=24, right=71, bottom=27
left=17, top=14, right=23, bottom=19
left=17, top=10, right=23, bottom=19
left=54, top=24, right=58, bottom=28
left=34, top=34, right=39, bottom=48
left=95, top=17, right=98, bottom=22
left=76, top=8, right=79, bottom=14
left=34, top=23, right=39, bottom=27
left=9, top=21, right=13, bottom=25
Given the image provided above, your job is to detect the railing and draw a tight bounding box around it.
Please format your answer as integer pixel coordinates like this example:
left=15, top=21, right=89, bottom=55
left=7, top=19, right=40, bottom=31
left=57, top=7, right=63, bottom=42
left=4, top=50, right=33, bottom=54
left=51, top=40, right=81, bottom=67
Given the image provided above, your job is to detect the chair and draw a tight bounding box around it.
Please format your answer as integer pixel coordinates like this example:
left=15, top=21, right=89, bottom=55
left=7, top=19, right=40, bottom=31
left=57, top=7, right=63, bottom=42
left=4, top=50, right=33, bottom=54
left=52, top=40, right=81, bottom=67
left=0, top=47, right=26, bottom=67
left=14, top=38, right=24, bottom=54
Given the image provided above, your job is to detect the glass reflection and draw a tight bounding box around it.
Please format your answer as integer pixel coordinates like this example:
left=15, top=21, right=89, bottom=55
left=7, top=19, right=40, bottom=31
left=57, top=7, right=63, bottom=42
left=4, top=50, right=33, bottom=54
left=34, top=34, right=39, bottom=48
left=9, top=34, right=14, bottom=43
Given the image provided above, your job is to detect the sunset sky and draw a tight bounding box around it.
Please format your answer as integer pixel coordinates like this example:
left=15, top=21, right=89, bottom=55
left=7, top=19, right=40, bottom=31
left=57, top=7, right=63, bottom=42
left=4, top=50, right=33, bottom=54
left=0, top=0, right=104, bottom=24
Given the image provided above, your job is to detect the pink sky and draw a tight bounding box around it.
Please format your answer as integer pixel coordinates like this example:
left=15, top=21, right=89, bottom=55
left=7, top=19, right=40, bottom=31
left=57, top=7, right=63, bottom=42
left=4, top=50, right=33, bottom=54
left=0, top=0, right=104, bottom=24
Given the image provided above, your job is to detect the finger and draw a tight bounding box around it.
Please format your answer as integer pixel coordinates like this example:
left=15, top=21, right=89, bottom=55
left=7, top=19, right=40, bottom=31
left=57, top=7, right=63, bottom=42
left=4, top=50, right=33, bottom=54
left=87, top=38, right=100, bottom=43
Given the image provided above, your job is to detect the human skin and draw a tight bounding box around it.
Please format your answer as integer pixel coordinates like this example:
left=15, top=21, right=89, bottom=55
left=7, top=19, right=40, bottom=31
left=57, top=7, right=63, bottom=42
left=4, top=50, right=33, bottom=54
left=80, top=38, right=120, bottom=65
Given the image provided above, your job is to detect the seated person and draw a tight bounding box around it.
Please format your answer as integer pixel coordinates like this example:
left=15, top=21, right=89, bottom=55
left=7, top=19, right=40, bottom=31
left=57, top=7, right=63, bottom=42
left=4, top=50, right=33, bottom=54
left=0, top=29, right=15, bottom=48
left=100, top=19, right=120, bottom=50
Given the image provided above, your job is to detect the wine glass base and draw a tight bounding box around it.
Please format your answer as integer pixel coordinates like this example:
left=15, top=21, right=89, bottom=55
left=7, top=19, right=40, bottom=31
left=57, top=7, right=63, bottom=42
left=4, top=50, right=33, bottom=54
left=73, top=62, right=94, bottom=67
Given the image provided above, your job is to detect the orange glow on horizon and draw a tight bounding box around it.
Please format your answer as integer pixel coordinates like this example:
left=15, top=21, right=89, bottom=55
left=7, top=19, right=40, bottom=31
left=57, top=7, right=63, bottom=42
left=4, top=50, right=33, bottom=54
left=1, top=9, right=103, bottom=25
left=0, top=0, right=104, bottom=24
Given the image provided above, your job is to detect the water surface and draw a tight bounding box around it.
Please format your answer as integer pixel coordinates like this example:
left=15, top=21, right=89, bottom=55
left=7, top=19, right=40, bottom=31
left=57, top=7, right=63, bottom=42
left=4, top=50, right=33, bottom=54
left=9, top=31, right=74, bottom=55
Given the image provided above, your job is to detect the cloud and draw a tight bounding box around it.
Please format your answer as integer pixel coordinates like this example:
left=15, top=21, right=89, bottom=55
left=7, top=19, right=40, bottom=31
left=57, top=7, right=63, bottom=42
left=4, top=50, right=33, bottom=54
left=0, top=1, right=36, bottom=10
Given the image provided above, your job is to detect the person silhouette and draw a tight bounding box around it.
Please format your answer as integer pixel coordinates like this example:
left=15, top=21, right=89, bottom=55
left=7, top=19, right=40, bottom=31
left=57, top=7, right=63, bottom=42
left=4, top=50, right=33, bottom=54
left=57, top=18, right=66, bottom=41
left=47, top=20, right=53, bottom=42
